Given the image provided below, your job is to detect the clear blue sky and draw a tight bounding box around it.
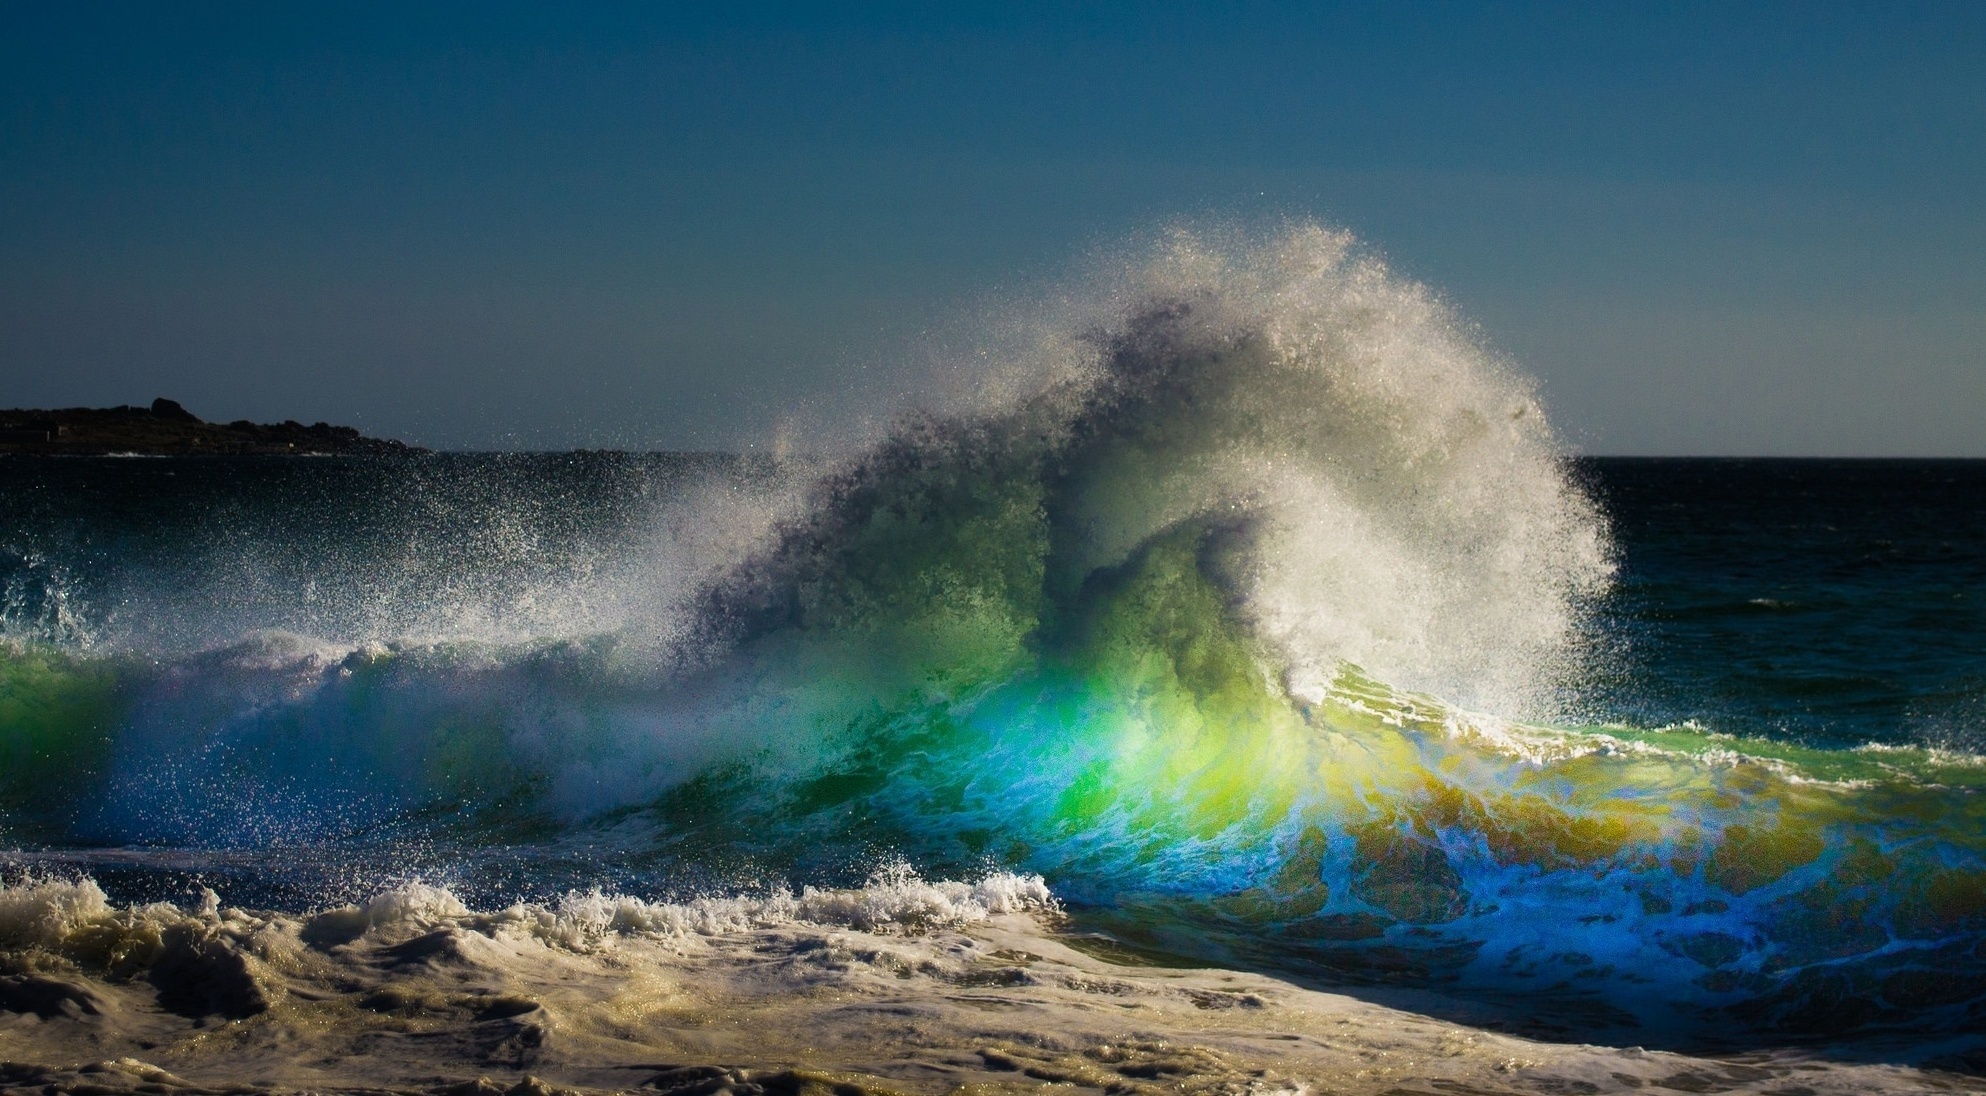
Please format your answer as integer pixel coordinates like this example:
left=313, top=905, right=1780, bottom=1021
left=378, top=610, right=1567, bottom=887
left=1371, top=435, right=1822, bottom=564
left=3, top=2, right=1982, bottom=453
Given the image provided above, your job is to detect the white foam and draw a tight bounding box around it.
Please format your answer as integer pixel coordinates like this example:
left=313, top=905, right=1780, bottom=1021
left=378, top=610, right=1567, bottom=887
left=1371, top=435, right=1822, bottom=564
left=357, top=881, right=473, bottom=928
left=895, top=222, right=1612, bottom=716
left=0, top=875, right=116, bottom=950
left=282, top=867, right=1059, bottom=954
left=497, top=867, right=1057, bottom=952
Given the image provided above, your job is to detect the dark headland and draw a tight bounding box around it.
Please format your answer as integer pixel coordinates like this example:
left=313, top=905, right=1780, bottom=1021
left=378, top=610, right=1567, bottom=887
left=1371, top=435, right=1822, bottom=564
left=0, top=398, right=423, bottom=456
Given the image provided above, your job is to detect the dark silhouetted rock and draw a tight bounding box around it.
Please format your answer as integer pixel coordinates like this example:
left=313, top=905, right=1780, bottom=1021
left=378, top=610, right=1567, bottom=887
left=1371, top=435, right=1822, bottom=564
left=0, top=401, right=425, bottom=456
left=150, top=397, right=200, bottom=422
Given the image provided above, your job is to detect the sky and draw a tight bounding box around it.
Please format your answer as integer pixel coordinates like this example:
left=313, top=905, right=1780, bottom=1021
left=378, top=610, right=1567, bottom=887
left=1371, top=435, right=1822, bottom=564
left=2, top=2, right=1982, bottom=454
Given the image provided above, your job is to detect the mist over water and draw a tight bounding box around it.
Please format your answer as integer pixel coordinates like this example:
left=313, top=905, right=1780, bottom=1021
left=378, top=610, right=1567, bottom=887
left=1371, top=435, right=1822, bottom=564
left=3, top=224, right=1984, bottom=1045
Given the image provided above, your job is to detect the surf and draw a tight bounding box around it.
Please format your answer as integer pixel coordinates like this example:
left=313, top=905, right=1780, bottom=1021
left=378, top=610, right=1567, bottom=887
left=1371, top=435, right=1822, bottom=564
left=3, top=223, right=1983, bottom=1041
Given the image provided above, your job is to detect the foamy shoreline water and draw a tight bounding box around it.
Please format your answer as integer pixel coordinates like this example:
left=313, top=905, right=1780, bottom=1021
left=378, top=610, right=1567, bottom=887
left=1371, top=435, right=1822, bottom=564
left=1, top=873, right=1979, bottom=1095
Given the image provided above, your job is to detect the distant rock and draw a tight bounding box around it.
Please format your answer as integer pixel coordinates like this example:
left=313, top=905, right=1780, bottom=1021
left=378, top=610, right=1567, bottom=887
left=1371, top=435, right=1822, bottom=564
left=0, top=401, right=425, bottom=456
left=149, top=397, right=200, bottom=423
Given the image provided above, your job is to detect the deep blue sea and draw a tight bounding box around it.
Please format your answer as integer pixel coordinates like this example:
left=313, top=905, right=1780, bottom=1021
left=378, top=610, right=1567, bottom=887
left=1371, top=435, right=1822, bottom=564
left=1582, top=458, right=1986, bottom=752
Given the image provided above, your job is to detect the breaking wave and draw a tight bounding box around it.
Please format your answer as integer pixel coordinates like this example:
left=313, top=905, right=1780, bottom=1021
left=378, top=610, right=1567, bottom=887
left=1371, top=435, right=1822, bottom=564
left=3, top=223, right=1983, bottom=1040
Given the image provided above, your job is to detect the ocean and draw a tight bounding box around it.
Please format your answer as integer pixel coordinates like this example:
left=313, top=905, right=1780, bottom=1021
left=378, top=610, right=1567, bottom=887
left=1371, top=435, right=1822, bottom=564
left=2, top=229, right=1982, bottom=1090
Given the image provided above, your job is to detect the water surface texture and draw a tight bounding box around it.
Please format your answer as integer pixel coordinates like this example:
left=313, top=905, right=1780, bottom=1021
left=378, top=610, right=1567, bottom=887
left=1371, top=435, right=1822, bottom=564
left=4, top=230, right=1982, bottom=1049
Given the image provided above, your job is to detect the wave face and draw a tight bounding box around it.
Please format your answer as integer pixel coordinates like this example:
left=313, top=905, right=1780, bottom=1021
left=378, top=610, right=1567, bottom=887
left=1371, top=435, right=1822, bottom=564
left=4, top=224, right=1984, bottom=1042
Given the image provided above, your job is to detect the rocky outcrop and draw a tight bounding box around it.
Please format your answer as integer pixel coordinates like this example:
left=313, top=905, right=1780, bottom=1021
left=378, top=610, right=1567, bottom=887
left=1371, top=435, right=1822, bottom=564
left=0, top=399, right=423, bottom=455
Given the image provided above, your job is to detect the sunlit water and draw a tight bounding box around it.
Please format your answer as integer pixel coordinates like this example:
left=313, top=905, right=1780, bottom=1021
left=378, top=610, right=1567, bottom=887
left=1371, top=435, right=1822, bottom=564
left=4, top=227, right=1982, bottom=1046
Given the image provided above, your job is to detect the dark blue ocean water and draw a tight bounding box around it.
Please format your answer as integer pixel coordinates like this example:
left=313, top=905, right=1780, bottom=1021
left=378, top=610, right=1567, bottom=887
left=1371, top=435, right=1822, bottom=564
left=6, top=455, right=1980, bottom=751
left=1580, top=458, right=1986, bottom=751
